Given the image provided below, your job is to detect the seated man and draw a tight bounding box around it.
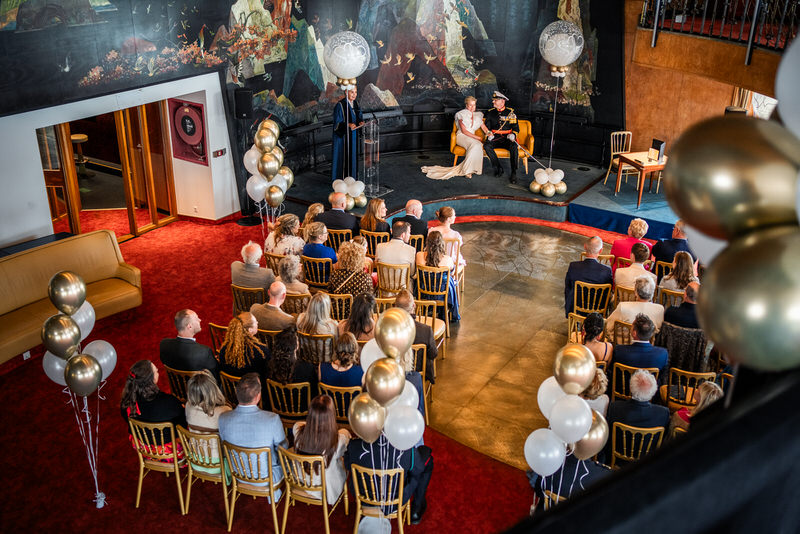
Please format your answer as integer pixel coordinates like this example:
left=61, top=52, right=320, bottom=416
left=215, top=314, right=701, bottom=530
left=612, top=314, right=669, bottom=380
left=564, top=236, right=613, bottom=317
left=652, top=219, right=695, bottom=269
left=664, top=281, right=700, bottom=329
left=606, top=277, right=664, bottom=336
left=315, top=192, right=359, bottom=235
left=159, top=309, right=218, bottom=379
left=393, top=199, right=429, bottom=238
left=393, top=290, right=437, bottom=384
left=615, top=242, right=656, bottom=289
left=301, top=222, right=337, bottom=282
left=250, top=281, right=296, bottom=332
left=376, top=220, right=417, bottom=279
left=231, top=240, right=275, bottom=290
left=218, top=373, right=288, bottom=494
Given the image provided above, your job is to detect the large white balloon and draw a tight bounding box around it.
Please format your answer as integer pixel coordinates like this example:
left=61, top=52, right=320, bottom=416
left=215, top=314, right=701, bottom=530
left=685, top=224, right=727, bottom=266
left=549, top=394, right=593, bottom=443
left=71, top=300, right=95, bottom=341
left=83, top=339, right=117, bottom=381
left=323, top=31, right=371, bottom=80
left=524, top=428, right=566, bottom=477
left=775, top=37, right=800, bottom=140
left=539, top=20, right=585, bottom=67
left=344, top=176, right=356, bottom=185
left=537, top=376, right=567, bottom=420
left=360, top=339, right=385, bottom=373
left=387, top=379, right=419, bottom=410
left=243, top=145, right=262, bottom=176
left=246, top=175, right=268, bottom=202
left=42, top=351, right=67, bottom=386
left=548, top=169, right=565, bottom=184
left=352, top=181, right=365, bottom=196
left=333, top=179, right=348, bottom=193
left=383, top=405, right=425, bottom=451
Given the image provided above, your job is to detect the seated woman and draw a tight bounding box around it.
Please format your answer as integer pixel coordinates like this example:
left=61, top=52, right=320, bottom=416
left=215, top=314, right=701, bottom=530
left=609, top=218, right=651, bottom=275
left=582, top=313, right=613, bottom=365
left=328, top=241, right=374, bottom=306
left=219, top=312, right=270, bottom=379
left=659, top=251, right=698, bottom=292
left=351, top=235, right=375, bottom=282
left=301, top=202, right=325, bottom=241
left=297, top=292, right=339, bottom=339
left=292, top=395, right=351, bottom=505
left=580, top=368, right=610, bottom=417
left=276, top=255, right=309, bottom=295
left=671, top=381, right=724, bottom=433
left=268, top=327, right=318, bottom=397
left=185, top=370, right=231, bottom=432
left=422, top=95, right=490, bottom=180
left=360, top=198, right=390, bottom=234
left=319, top=332, right=364, bottom=388
left=427, top=206, right=465, bottom=267
left=265, top=213, right=305, bottom=256
left=338, top=293, right=376, bottom=342
left=416, top=231, right=460, bottom=322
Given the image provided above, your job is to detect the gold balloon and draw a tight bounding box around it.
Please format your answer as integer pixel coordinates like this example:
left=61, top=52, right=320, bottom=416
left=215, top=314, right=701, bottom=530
left=276, top=165, right=294, bottom=189
left=354, top=193, right=368, bottom=208
left=41, top=314, right=81, bottom=360
left=259, top=119, right=281, bottom=139
left=270, top=146, right=284, bottom=167
left=554, top=181, right=568, bottom=195
left=348, top=392, right=386, bottom=443
left=664, top=116, right=800, bottom=241
left=375, top=308, right=416, bottom=359
left=258, top=152, right=280, bottom=178
left=541, top=183, right=556, bottom=197
left=553, top=344, right=596, bottom=395
left=64, top=353, right=102, bottom=397
left=572, top=410, right=609, bottom=460
left=265, top=185, right=285, bottom=208
left=345, top=194, right=355, bottom=211
left=698, top=224, right=800, bottom=371
left=254, top=128, right=277, bottom=152
left=365, top=357, right=406, bottom=406
left=529, top=181, right=542, bottom=194
left=48, top=271, right=86, bottom=315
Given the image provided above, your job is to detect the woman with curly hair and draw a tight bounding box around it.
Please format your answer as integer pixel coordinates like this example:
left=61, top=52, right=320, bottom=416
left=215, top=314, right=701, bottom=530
left=301, top=203, right=325, bottom=241
left=580, top=368, right=609, bottom=417
left=610, top=218, right=651, bottom=275
left=297, top=292, right=339, bottom=338
left=337, top=293, right=376, bottom=342
left=416, top=230, right=460, bottom=322
left=267, top=327, right=318, bottom=395
left=276, top=255, right=309, bottom=295
left=120, top=359, right=185, bottom=446
left=327, top=241, right=373, bottom=306
left=265, top=213, right=305, bottom=256
left=219, top=312, right=269, bottom=378
left=659, top=251, right=698, bottom=291
left=359, top=198, right=390, bottom=233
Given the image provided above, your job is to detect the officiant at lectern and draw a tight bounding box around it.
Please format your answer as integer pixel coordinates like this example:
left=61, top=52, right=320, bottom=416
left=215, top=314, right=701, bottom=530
left=331, top=86, right=364, bottom=181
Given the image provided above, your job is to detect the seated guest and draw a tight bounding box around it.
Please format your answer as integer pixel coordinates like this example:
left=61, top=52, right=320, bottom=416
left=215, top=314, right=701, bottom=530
left=351, top=235, right=376, bottom=287
left=120, top=360, right=186, bottom=447
left=664, top=281, right=701, bottom=329
left=328, top=241, right=373, bottom=301
left=319, top=332, right=364, bottom=388
left=652, top=219, right=694, bottom=270
left=671, top=381, right=724, bottom=432
left=416, top=230, right=460, bottom=323
left=292, top=395, right=351, bottom=505
left=615, top=242, right=656, bottom=289
left=659, top=251, right=698, bottom=292
left=231, top=240, right=275, bottom=290
left=529, top=452, right=611, bottom=501
left=302, top=222, right=338, bottom=274
left=184, top=370, right=231, bottom=474
left=582, top=312, right=613, bottom=365
left=265, top=213, right=305, bottom=256
left=219, top=373, right=288, bottom=492
left=268, top=327, right=318, bottom=396
left=394, top=290, right=438, bottom=384
left=581, top=368, right=610, bottom=417
left=219, top=312, right=270, bottom=378
left=316, top=192, right=359, bottom=235
left=610, top=218, right=652, bottom=276
left=606, top=277, right=665, bottom=336
left=160, top=309, right=218, bottom=379
left=276, top=255, right=309, bottom=295
left=427, top=206, right=465, bottom=267
left=394, top=199, right=429, bottom=238
left=360, top=198, right=390, bottom=233
left=338, top=293, right=376, bottom=342
left=250, top=281, right=296, bottom=332
left=564, top=236, right=613, bottom=317
left=297, top=292, right=339, bottom=338
left=301, top=203, right=325, bottom=241
left=376, top=220, right=417, bottom=278
left=612, top=314, right=669, bottom=380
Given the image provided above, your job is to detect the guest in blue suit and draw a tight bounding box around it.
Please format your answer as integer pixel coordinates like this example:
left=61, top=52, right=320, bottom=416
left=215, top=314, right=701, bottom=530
left=564, top=236, right=613, bottom=316
left=331, top=87, right=364, bottom=181
left=652, top=220, right=695, bottom=273
left=613, top=314, right=669, bottom=382
left=218, top=373, right=288, bottom=495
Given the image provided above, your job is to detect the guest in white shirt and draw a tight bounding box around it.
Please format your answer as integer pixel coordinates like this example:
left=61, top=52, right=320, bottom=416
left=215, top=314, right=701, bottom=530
left=615, top=242, right=656, bottom=289
left=606, top=276, right=665, bottom=337
left=375, top=220, right=417, bottom=279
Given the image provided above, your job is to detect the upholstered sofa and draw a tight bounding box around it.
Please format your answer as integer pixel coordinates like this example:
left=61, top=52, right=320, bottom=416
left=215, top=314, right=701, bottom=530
left=0, top=229, right=142, bottom=364
left=450, top=119, right=534, bottom=174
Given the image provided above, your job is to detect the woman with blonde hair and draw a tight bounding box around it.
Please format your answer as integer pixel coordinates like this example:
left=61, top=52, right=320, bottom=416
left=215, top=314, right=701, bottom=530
left=659, top=251, right=698, bottom=291
left=610, top=218, right=651, bottom=275
left=302, top=203, right=325, bottom=240
left=422, top=95, right=491, bottom=180
left=219, top=312, right=269, bottom=378
left=327, top=241, right=373, bottom=303
left=580, top=368, right=609, bottom=417
left=265, top=213, right=305, bottom=256
left=276, top=255, right=309, bottom=295
left=427, top=206, right=465, bottom=267
left=671, top=381, right=724, bottom=432
left=185, top=370, right=231, bottom=433
left=360, top=198, right=390, bottom=233
left=351, top=235, right=374, bottom=274
left=297, top=292, right=339, bottom=338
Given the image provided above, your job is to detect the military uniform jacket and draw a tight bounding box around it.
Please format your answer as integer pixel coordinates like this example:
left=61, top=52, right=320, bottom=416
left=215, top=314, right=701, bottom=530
left=484, top=107, right=519, bottom=138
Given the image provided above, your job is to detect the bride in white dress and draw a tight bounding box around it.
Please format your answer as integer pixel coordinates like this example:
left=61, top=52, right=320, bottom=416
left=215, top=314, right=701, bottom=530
left=422, top=96, right=490, bottom=180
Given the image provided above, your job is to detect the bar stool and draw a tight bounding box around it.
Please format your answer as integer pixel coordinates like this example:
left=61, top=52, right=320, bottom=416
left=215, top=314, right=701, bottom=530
left=70, top=133, right=93, bottom=177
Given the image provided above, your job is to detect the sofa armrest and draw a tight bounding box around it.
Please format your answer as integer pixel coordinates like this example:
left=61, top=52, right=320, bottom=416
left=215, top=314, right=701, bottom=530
left=115, top=262, right=141, bottom=288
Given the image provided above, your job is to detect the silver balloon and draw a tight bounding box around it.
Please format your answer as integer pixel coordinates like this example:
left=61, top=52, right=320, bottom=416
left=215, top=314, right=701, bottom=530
left=42, top=351, right=67, bottom=386
left=258, top=152, right=280, bottom=178
left=365, top=357, right=406, bottom=406
left=348, top=392, right=386, bottom=443
left=83, top=340, right=117, bottom=381
left=48, top=271, right=86, bottom=315
left=41, top=314, right=81, bottom=360
left=265, top=185, right=285, bottom=208
left=276, top=165, right=294, bottom=190
left=72, top=300, right=96, bottom=341
left=374, top=308, right=416, bottom=359
left=64, top=354, right=102, bottom=397
left=354, top=193, right=368, bottom=208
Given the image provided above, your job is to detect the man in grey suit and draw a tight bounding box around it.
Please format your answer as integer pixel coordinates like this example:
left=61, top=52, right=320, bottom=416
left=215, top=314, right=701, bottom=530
left=376, top=221, right=417, bottom=278
left=250, top=281, right=296, bottom=331
left=231, top=241, right=275, bottom=290
left=219, top=373, right=288, bottom=493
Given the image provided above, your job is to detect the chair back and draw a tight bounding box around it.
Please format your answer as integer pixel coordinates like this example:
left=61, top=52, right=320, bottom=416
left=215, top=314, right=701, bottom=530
left=573, top=281, right=612, bottom=317
left=416, top=264, right=449, bottom=300
left=318, top=383, right=362, bottom=426
left=411, top=344, right=427, bottom=377
left=222, top=441, right=280, bottom=493
left=208, top=323, right=228, bottom=357
left=278, top=447, right=327, bottom=502
left=612, top=320, right=633, bottom=346
left=351, top=464, right=406, bottom=519
left=671, top=425, right=688, bottom=439
left=567, top=312, right=585, bottom=344
left=614, top=285, right=637, bottom=305
left=658, top=288, right=684, bottom=308
left=596, top=360, right=607, bottom=372
left=612, top=363, right=659, bottom=401
left=408, top=234, right=425, bottom=253
left=231, top=284, right=266, bottom=316
left=282, top=293, right=312, bottom=317
left=375, top=297, right=397, bottom=315
left=256, top=328, right=281, bottom=351
left=301, top=255, right=333, bottom=290
left=610, top=131, right=633, bottom=157
left=264, top=252, right=284, bottom=275
left=128, top=418, right=183, bottom=464
left=325, top=229, right=352, bottom=252
left=360, top=230, right=390, bottom=258
left=665, top=368, right=717, bottom=410
left=654, top=261, right=673, bottom=280
left=219, top=371, right=241, bottom=407
left=163, top=365, right=199, bottom=403
left=543, top=489, right=566, bottom=510
left=328, top=293, right=353, bottom=322
left=376, top=262, right=412, bottom=298
left=415, top=299, right=446, bottom=339
left=176, top=425, right=224, bottom=477
left=716, top=372, right=734, bottom=394
left=580, top=252, right=615, bottom=267
left=443, top=238, right=461, bottom=265
left=297, top=331, right=334, bottom=365
left=266, top=380, right=311, bottom=429
left=615, top=257, right=632, bottom=269
left=610, top=422, right=664, bottom=469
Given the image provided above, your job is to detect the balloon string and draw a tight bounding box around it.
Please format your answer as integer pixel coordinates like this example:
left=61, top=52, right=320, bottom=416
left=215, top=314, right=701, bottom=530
left=94, top=382, right=105, bottom=508
left=257, top=202, right=266, bottom=243
left=549, top=76, right=560, bottom=169
left=579, top=459, right=590, bottom=491
left=568, top=456, right=581, bottom=497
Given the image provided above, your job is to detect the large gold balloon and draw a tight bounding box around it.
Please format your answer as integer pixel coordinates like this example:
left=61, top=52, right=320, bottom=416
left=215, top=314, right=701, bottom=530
left=529, top=181, right=542, bottom=194
left=698, top=224, right=800, bottom=371
left=41, top=314, right=81, bottom=360
left=664, top=117, right=800, bottom=241
left=375, top=308, right=416, bottom=359
left=64, top=353, right=102, bottom=397
left=365, top=357, right=406, bottom=406
left=254, top=128, right=277, bottom=153
left=554, top=181, right=568, bottom=195
left=276, top=165, right=294, bottom=189
left=541, top=183, right=556, bottom=197
left=265, top=185, right=285, bottom=208
left=270, top=146, right=284, bottom=167
left=553, top=344, right=596, bottom=395
left=259, top=119, right=281, bottom=139
left=48, top=271, right=86, bottom=315
left=348, top=392, right=386, bottom=443
left=258, top=152, right=280, bottom=178
left=345, top=194, right=355, bottom=211
left=354, top=193, right=368, bottom=208
left=572, top=410, right=609, bottom=460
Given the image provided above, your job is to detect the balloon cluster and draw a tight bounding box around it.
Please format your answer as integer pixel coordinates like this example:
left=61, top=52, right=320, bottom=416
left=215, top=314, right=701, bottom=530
left=331, top=177, right=367, bottom=210
left=243, top=119, right=295, bottom=209
left=323, top=31, right=370, bottom=91
left=348, top=308, right=424, bottom=450
left=525, top=344, right=608, bottom=477
left=530, top=167, right=567, bottom=197
left=41, top=272, right=117, bottom=396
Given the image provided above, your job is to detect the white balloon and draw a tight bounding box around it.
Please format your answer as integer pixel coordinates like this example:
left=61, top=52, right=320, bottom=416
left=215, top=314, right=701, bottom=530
left=550, top=394, right=593, bottom=443
left=243, top=146, right=262, bottom=176
left=83, top=340, right=117, bottom=381
left=347, top=182, right=360, bottom=197
left=352, top=181, right=365, bottom=196
left=42, top=351, right=67, bottom=386
left=383, top=405, right=425, bottom=451
left=534, top=168, right=546, bottom=179
left=524, top=428, right=566, bottom=477
left=548, top=169, right=564, bottom=184
left=344, top=176, right=356, bottom=185
left=387, top=379, right=419, bottom=410
left=537, top=376, right=567, bottom=420
left=546, top=168, right=553, bottom=173
left=357, top=516, right=392, bottom=534
left=360, top=339, right=386, bottom=373
left=333, top=179, right=348, bottom=193
left=776, top=37, right=800, bottom=139
left=71, top=300, right=95, bottom=341
left=268, top=175, right=288, bottom=193
left=246, top=175, right=268, bottom=202
left=685, top=224, right=727, bottom=266
left=535, top=173, right=549, bottom=185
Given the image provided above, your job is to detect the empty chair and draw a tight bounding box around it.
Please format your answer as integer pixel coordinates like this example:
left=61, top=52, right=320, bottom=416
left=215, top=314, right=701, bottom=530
left=351, top=465, right=410, bottom=534
left=415, top=299, right=446, bottom=360
left=232, top=284, right=266, bottom=316
left=222, top=441, right=284, bottom=533
left=603, top=130, right=636, bottom=186
left=610, top=422, right=664, bottom=469
left=176, top=425, right=228, bottom=519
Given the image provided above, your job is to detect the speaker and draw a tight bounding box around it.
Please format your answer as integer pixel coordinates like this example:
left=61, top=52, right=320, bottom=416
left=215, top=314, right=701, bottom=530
left=234, top=89, right=254, bottom=119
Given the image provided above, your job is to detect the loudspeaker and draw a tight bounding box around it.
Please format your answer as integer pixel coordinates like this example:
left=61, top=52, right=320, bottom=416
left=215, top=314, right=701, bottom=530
left=234, top=89, right=254, bottom=119
left=725, top=106, right=747, bottom=116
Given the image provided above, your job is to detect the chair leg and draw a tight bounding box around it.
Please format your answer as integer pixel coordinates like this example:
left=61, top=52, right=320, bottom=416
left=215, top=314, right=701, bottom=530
left=343, top=481, right=349, bottom=515
left=452, top=155, right=458, bottom=166
left=184, top=469, right=193, bottom=514
left=323, top=500, right=330, bottom=534
left=523, top=157, right=528, bottom=175
left=221, top=479, right=230, bottom=530
left=281, top=490, right=291, bottom=534
left=353, top=502, right=362, bottom=534
left=135, top=461, right=145, bottom=508
left=270, top=495, right=280, bottom=534
left=602, top=162, right=613, bottom=185
left=424, top=387, right=430, bottom=425
left=175, top=466, right=186, bottom=515
left=398, top=504, right=405, bottom=534
left=227, top=489, right=237, bottom=532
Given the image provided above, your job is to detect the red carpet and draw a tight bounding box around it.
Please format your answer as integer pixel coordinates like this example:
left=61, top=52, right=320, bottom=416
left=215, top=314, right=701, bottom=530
left=52, top=208, right=154, bottom=239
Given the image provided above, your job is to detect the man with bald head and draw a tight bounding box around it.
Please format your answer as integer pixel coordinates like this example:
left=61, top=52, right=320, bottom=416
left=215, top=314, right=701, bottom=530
left=664, top=281, right=701, bottom=329
left=564, top=236, right=613, bottom=317
left=249, top=281, right=296, bottom=332
left=314, top=192, right=360, bottom=236
left=393, top=199, right=428, bottom=238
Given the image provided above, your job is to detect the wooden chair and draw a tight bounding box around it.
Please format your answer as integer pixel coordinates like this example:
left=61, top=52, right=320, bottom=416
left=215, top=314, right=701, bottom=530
left=232, top=284, right=266, bottom=316
left=716, top=372, right=734, bottom=394
left=580, top=252, right=615, bottom=267
left=328, top=293, right=353, bottom=322
left=450, top=119, right=534, bottom=174
left=376, top=262, right=412, bottom=298
left=163, top=365, right=199, bottom=403
left=128, top=419, right=186, bottom=514
left=670, top=425, right=688, bottom=439
left=543, top=489, right=566, bottom=510
left=654, top=260, right=673, bottom=281
left=659, top=368, right=717, bottom=412
left=175, top=425, right=228, bottom=519
left=301, top=256, right=333, bottom=291
left=360, top=230, right=390, bottom=259
left=612, top=320, right=633, bottom=346
left=220, top=372, right=265, bottom=409
left=612, top=362, right=660, bottom=401
left=297, top=332, right=334, bottom=365
left=325, top=229, right=352, bottom=252
left=566, top=312, right=585, bottom=344
left=411, top=343, right=432, bottom=424
left=443, top=238, right=465, bottom=304
left=222, top=441, right=284, bottom=533
left=416, top=264, right=451, bottom=338
left=603, top=131, right=636, bottom=186
left=614, top=285, right=637, bottom=305
left=596, top=360, right=608, bottom=373
left=658, top=287, right=684, bottom=309
left=615, top=257, right=654, bottom=271
left=208, top=323, right=228, bottom=357
left=278, top=447, right=349, bottom=534
left=266, top=379, right=311, bottom=431
left=318, top=383, right=362, bottom=429
left=375, top=297, right=396, bottom=315
left=416, top=299, right=446, bottom=361
left=265, top=251, right=284, bottom=275
left=408, top=234, right=425, bottom=253
left=257, top=328, right=281, bottom=351
left=610, top=422, right=664, bottom=469
left=573, top=281, right=612, bottom=317
left=282, top=293, right=311, bottom=317
left=351, top=465, right=409, bottom=534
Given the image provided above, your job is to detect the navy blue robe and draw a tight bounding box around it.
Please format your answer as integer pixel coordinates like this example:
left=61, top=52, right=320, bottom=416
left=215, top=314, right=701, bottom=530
left=331, top=97, right=363, bottom=181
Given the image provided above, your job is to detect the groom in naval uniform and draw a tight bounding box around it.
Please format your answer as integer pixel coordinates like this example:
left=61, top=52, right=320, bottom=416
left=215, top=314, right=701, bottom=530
left=483, top=91, right=520, bottom=184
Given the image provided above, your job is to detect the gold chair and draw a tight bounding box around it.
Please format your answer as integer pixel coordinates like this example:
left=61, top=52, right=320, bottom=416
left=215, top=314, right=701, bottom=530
left=318, top=383, right=362, bottom=428
left=443, top=238, right=465, bottom=304
left=266, top=379, right=311, bottom=431
left=163, top=365, right=200, bottom=403
left=573, top=281, right=612, bottom=317
left=360, top=230, right=390, bottom=259
left=278, top=447, right=349, bottom=534
left=654, top=260, right=673, bottom=281
left=610, top=422, right=664, bottom=469
left=232, top=284, right=266, bottom=316
left=615, top=257, right=654, bottom=271
left=265, top=252, right=284, bottom=275
left=416, top=264, right=451, bottom=338
left=658, top=287, right=684, bottom=309
left=612, top=320, right=633, bottom=346
left=222, top=441, right=284, bottom=533
left=567, top=312, right=585, bottom=344
left=376, top=262, right=412, bottom=298
left=670, top=425, right=688, bottom=439
left=297, top=332, right=334, bottom=365
left=450, top=119, right=534, bottom=174
left=219, top=372, right=264, bottom=409
left=596, top=360, right=608, bottom=372
left=659, top=368, right=717, bottom=412
left=328, top=293, right=353, bottom=322
left=175, top=425, right=228, bottom=519
left=603, top=131, right=636, bottom=186
left=612, top=362, right=660, bottom=401
left=716, top=372, right=734, bottom=394
left=301, top=256, right=333, bottom=291
left=375, top=297, right=397, bottom=315
left=208, top=323, right=228, bottom=357
left=543, top=489, right=566, bottom=510
left=282, top=293, right=312, bottom=317
left=580, top=252, right=615, bottom=267
left=411, top=344, right=432, bottom=424
left=416, top=299, right=446, bottom=361
left=614, top=285, right=637, bottom=305
left=128, top=419, right=186, bottom=514
left=326, top=229, right=352, bottom=252
left=257, top=328, right=281, bottom=351
left=351, top=465, right=409, bottom=534
left=408, top=234, right=425, bottom=253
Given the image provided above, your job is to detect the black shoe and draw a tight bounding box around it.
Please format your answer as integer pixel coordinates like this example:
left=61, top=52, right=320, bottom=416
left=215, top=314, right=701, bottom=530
left=496, top=167, right=504, bottom=177
left=411, top=500, right=427, bottom=524
left=509, top=172, right=517, bottom=184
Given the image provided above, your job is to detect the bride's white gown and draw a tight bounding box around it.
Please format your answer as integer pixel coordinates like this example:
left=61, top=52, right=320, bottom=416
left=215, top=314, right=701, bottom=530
left=422, top=109, right=484, bottom=180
